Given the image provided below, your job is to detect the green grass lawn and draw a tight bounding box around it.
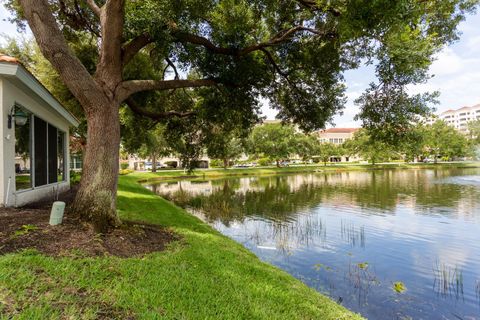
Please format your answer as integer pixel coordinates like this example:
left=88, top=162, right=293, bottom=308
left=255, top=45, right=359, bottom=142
left=0, top=174, right=362, bottom=319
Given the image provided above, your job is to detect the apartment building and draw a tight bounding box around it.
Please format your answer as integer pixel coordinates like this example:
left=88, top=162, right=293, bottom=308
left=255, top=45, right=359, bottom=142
left=428, top=104, right=480, bottom=133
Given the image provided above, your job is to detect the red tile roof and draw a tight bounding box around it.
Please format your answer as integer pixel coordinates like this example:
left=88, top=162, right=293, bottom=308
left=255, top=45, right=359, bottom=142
left=320, top=128, right=359, bottom=133
left=0, top=54, right=19, bottom=64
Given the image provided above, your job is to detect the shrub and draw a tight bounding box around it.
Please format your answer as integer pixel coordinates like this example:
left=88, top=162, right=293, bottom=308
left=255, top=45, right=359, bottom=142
left=120, top=162, right=129, bottom=170
left=119, top=169, right=133, bottom=175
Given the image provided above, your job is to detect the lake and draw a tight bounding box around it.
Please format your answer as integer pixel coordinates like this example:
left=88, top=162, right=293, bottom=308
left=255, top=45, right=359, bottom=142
left=145, top=168, right=480, bottom=319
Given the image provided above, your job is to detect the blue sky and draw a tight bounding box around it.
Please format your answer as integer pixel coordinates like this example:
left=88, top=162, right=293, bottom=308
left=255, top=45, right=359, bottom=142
left=1, top=6, right=479, bottom=127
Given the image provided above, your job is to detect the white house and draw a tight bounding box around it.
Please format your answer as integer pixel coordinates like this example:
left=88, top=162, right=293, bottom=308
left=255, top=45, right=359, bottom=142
left=0, top=55, right=79, bottom=207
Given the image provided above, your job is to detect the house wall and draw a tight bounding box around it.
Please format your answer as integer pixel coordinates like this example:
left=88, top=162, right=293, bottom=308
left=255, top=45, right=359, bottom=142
left=1, top=78, right=71, bottom=207
left=0, top=79, right=4, bottom=205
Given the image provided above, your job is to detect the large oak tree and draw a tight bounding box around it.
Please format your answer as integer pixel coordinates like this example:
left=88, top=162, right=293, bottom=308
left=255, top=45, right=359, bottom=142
left=5, top=0, right=477, bottom=230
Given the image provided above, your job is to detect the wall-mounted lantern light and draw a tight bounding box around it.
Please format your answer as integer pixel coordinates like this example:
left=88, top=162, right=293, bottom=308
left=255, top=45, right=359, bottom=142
left=7, top=106, right=28, bottom=129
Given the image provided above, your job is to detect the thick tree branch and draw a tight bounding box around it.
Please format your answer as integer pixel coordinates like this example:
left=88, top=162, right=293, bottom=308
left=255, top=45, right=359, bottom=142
left=126, top=97, right=196, bottom=120
left=122, top=33, right=153, bottom=66
left=172, top=31, right=237, bottom=55
left=172, top=25, right=333, bottom=56
left=85, top=0, right=101, bottom=16
left=117, top=78, right=218, bottom=102
left=96, top=0, right=125, bottom=90
left=19, top=0, right=104, bottom=110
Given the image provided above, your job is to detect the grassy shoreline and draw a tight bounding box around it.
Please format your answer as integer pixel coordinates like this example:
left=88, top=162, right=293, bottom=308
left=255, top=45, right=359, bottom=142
left=0, top=173, right=362, bottom=319
left=134, top=161, right=480, bottom=183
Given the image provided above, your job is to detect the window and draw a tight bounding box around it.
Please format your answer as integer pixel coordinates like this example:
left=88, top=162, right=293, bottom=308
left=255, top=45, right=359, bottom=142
left=15, top=111, right=66, bottom=191
left=70, top=155, right=83, bottom=170
left=14, top=106, right=32, bottom=191
left=33, top=117, right=67, bottom=187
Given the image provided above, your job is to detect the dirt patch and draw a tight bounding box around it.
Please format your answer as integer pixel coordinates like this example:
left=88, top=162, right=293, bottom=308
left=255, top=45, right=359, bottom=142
left=0, top=207, right=179, bottom=258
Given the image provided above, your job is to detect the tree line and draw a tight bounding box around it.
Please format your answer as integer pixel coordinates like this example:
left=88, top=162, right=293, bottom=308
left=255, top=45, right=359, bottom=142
left=205, top=120, right=477, bottom=168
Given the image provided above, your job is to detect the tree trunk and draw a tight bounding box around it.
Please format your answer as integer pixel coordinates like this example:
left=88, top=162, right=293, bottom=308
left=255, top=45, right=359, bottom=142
left=223, top=158, right=229, bottom=169
left=73, top=104, right=121, bottom=233
left=152, top=154, right=157, bottom=173
left=276, top=160, right=281, bottom=167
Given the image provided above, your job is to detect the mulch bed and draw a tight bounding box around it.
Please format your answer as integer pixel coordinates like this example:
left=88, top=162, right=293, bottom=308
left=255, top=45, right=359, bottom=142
left=0, top=187, right=179, bottom=258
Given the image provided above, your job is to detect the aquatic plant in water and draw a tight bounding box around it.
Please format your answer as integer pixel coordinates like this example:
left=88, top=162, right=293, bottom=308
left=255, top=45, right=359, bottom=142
left=433, top=260, right=464, bottom=299
left=313, top=263, right=333, bottom=272
left=393, top=281, right=407, bottom=293
left=357, top=262, right=368, bottom=270
left=476, top=280, right=480, bottom=305
left=346, top=261, right=380, bottom=306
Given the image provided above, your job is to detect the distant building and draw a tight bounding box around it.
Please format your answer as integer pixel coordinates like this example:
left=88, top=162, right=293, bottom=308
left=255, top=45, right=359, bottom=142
left=427, top=104, right=480, bottom=133
left=316, top=128, right=362, bottom=163
left=317, top=128, right=359, bottom=144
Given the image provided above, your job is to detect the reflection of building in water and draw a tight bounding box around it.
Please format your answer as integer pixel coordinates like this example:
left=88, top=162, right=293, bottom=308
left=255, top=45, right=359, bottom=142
left=148, top=180, right=214, bottom=196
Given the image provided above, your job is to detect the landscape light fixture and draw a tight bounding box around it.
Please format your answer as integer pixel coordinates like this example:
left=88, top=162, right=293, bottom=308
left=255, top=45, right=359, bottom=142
left=7, top=105, right=28, bottom=129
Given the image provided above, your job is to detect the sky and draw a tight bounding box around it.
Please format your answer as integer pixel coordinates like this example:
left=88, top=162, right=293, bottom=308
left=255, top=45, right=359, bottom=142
left=1, top=6, right=479, bottom=128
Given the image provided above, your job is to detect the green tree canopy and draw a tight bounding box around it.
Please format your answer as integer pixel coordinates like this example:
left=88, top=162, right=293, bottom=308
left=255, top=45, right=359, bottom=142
left=424, top=120, right=472, bottom=162
left=317, top=142, right=342, bottom=166
left=294, top=134, right=320, bottom=162
left=205, top=128, right=246, bottom=169
left=467, top=119, right=480, bottom=145
left=249, top=123, right=296, bottom=166
left=344, top=129, right=393, bottom=165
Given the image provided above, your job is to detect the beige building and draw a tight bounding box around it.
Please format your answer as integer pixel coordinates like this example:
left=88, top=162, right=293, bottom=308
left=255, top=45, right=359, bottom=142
left=427, top=104, right=480, bottom=133
left=317, top=127, right=358, bottom=145
left=317, top=128, right=362, bottom=162
left=0, top=55, right=79, bottom=207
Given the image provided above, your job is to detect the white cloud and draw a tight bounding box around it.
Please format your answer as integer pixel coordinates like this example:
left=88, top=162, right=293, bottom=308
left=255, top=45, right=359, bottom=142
left=466, top=35, right=480, bottom=50
left=429, top=48, right=464, bottom=76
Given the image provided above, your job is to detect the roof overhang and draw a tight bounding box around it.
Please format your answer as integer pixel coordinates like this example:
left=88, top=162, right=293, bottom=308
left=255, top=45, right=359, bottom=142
left=0, top=61, right=80, bottom=127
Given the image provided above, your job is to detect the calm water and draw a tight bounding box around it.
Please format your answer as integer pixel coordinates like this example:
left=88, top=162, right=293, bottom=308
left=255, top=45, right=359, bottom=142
left=146, top=168, right=480, bottom=320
